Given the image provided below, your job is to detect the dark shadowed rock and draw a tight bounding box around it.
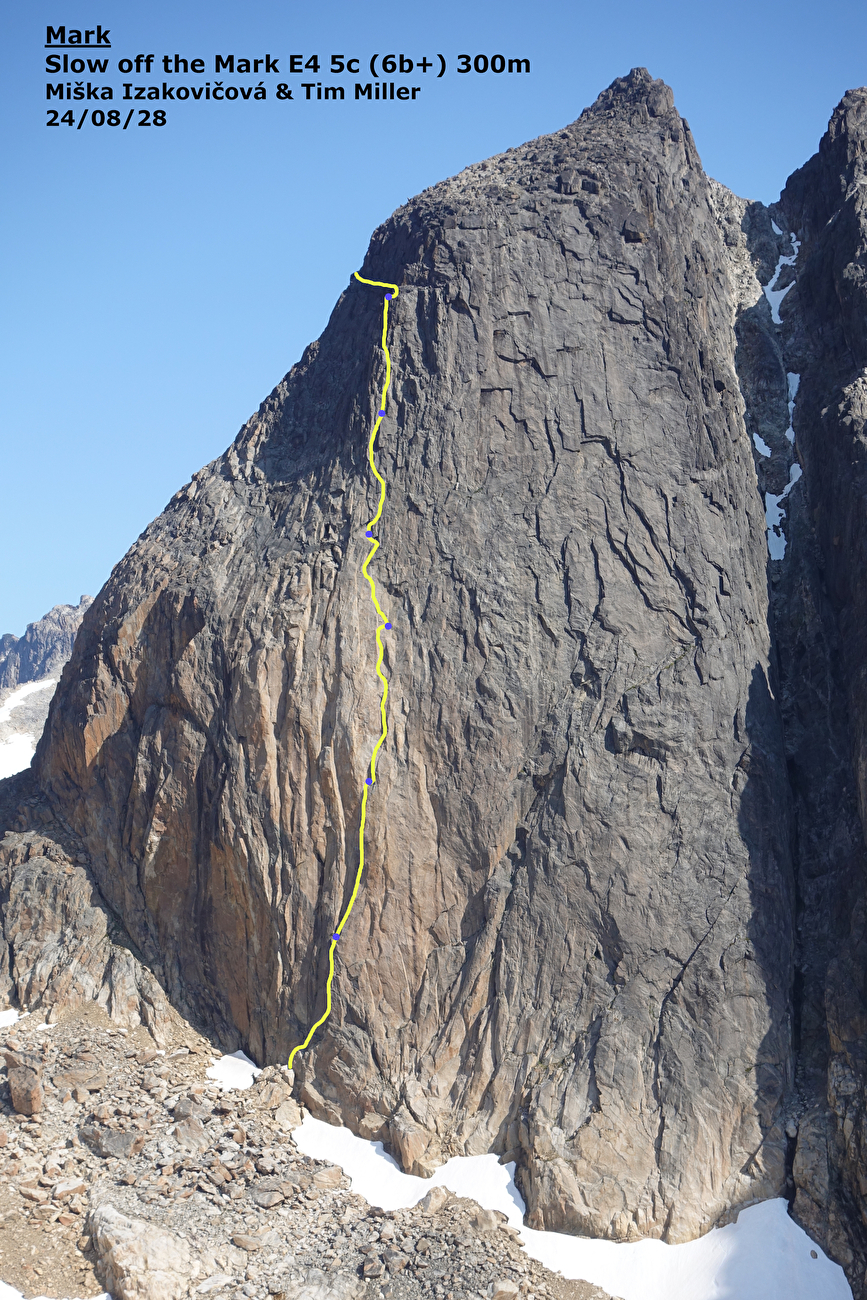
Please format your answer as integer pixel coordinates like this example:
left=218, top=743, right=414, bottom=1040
left=772, top=84, right=867, bottom=1291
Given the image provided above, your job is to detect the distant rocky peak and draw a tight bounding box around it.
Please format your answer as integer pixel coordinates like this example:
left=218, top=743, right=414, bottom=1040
left=0, top=595, right=93, bottom=693
left=583, top=66, right=676, bottom=122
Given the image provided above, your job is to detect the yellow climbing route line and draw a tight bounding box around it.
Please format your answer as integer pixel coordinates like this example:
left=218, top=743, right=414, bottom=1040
left=288, top=272, right=399, bottom=1070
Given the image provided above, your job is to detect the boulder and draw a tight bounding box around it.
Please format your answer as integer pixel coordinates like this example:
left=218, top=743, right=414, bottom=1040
left=8, top=1065, right=43, bottom=1115
left=80, top=1126, right=145, bottom=1159
left=417, top=1187, right=453, bottom=1215
left=88, top=1203, right=195, bottom=1300
left=273, top=1098, right=303, bottom=1131
left=173, top=1116, right=210, bottom=1155
left=285, top=1272, right=363, bottom=1299
left=490, top=1283, right=520, bottom=1300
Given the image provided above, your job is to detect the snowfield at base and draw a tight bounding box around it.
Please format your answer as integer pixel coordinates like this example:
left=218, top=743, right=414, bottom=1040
left=0, top=1287, right=108, bottom=1300
left=205, top=1050, right=261, bottom=1089
left=0, top=679, right=56, bottom=725
left=0, top=733, right=39, bottom=781
left=295, top=1114, right=852, bottom=1300
left=0, top=678, right=56, bottom=779
left=296, top=1111, right=524, bottom=1217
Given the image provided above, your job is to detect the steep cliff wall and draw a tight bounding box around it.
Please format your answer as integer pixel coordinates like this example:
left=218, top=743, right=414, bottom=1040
left=771, top=86, right=867, bottom=1288
left=34, top=70, right=797, bottom=1246
left=696, top=82, right=867, bottom=1292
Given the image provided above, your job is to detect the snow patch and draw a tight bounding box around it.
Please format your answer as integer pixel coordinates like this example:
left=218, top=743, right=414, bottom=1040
left=758, top=227, right=803, bottom=558
left=766, top=463, right=804, bottom=560
left=0, top=678, right=56, bottom=725
left=763, top=232, right=800, bottom=323
left=294, top=1117, right=851, bottom=1300
left=0, top=1008, right=21, bottom=1028
left=786, top=371, right=801, bottom=443
left=520, top=1200, right=850, bottom=1300
left=0, top=1284, right=108, bottom=1300
left=205, top=1050, right=261, bottom=1090
left=0, top=677, right=57, bottom=778
left=295, top=1114, right=522, bottom=1218
left=0, top=733, right=37, bottom=780
left=753, top=433, right=772, bottom=457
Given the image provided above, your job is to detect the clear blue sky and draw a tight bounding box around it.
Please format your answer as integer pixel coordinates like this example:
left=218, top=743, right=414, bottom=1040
left=1, top=0, right=862, bottom=635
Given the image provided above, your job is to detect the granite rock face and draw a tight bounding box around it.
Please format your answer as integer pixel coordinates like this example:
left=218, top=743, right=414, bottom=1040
left=32, top=68, right=798, bottom=1247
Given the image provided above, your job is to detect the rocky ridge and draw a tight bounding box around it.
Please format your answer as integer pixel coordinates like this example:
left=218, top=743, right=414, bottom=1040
left=0, top=778, right=178, bottom=1040
left=0, top=598, right=93, bottom=780
left=0, top=597, right=93, bottom=694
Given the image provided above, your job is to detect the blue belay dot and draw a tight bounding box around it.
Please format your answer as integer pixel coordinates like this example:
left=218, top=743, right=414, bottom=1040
left=385, top=293, right=392, bottom=300
left=332, top=933, right=340, bottom=941
left=365, top=777, right=373, bottom=786
left=366, top=530, right=373, bottom=537
left=378, top=409, right=386, bottom=416
left=385, top=622, right=392, bottom=629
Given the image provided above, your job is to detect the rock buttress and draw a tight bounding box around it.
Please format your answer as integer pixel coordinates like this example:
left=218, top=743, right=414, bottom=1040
left=35, top=69, right=793, bottom=1243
